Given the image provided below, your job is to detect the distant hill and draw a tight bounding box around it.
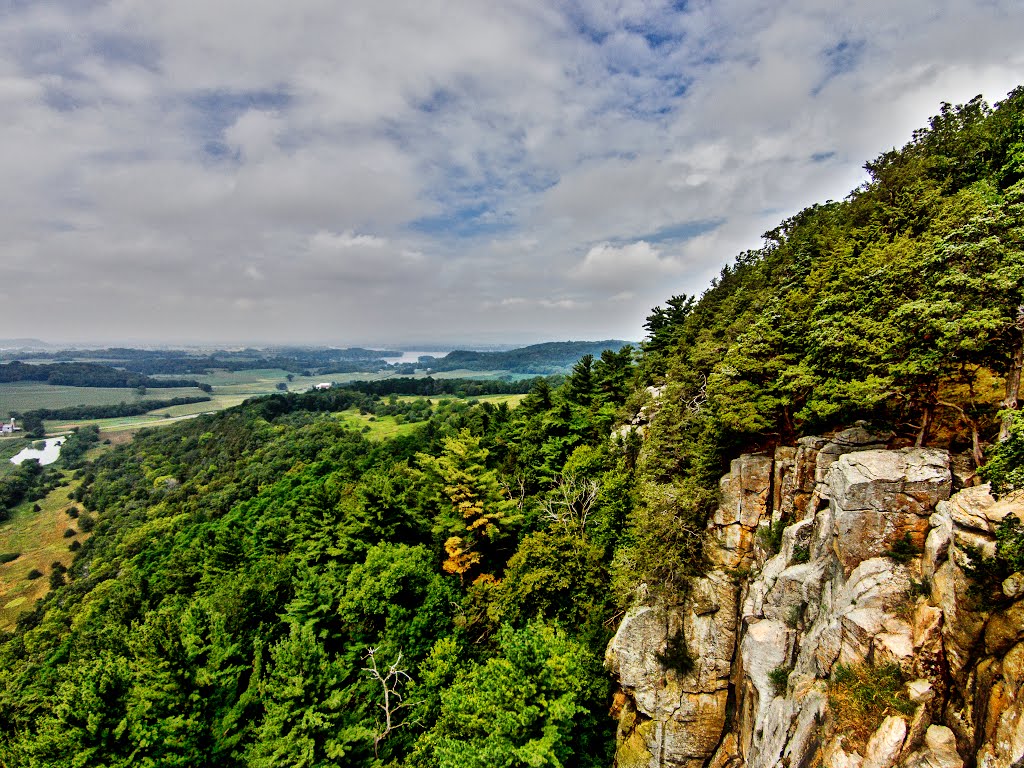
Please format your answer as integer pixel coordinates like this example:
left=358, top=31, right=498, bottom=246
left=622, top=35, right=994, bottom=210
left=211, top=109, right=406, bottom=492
left=419, top=340, right=634, bottom=374
left=0, top=338, right=53, bottom=350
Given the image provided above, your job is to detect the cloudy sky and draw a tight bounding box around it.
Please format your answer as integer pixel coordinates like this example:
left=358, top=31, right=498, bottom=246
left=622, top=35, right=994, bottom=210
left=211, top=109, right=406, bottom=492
left=1, top=1, right=1022, bottom=347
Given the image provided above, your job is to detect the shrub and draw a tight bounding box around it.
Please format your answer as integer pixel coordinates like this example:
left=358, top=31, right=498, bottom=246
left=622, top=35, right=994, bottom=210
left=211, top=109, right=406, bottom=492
left=62, top=528, right=76, bottom=538
left=0, top=552, right=21, bottom=564
left=69, top=540, right=81, bottom=552
left=32, top=503, right=41, bottom=513
left=885, top=533, right=921, bottom=564
left=768, top=665, right=791, bottom=697
left=982, top=412, right=1024, bottom=496
left=656, top=631, right=695, bottom=676
left=77, top=512, right=95, bottom=532
left=49, top=562, right=67, bottom=590
left=790, top=544, right=810, bottom=564
left=65, top=506, right=80, bottom=519
left=961, top=518, right=1024, bottom=607
left=26, top=569, right=43, bottom=580
left=828, top=663, right=914, bottom=749
left=785, top=604, right=803, bottom=629
left=757, top=520, right=786, bottom=555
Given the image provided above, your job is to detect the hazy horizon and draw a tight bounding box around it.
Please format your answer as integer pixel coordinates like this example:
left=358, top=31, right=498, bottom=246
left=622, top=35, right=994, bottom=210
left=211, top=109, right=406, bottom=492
left=0, top=335, right=639, bottom=352
left=2, top=1, right=1022, bottom=345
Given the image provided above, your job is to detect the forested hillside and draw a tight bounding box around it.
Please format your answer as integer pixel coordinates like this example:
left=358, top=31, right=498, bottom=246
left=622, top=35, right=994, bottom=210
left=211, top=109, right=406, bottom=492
left=0, top=88, right=1022, bottom=767
left=420, top=340, right=633, bottom=374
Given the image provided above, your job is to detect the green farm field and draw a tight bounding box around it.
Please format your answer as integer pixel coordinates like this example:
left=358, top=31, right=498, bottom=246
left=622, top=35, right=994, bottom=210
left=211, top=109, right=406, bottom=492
left=0, top=382, right=205, bottom=419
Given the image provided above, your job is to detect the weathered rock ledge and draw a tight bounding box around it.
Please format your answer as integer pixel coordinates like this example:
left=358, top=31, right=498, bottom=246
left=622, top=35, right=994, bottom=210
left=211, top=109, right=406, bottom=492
left=607, top=428, right=1024, bottom=768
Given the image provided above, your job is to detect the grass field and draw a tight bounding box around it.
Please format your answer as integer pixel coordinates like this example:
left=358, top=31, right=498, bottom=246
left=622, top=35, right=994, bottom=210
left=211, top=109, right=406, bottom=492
left=0, top=479, right=88, bottom=631
left=335, top=410, right=423, bottom=440
left=0, top=382, right=205, bottom=419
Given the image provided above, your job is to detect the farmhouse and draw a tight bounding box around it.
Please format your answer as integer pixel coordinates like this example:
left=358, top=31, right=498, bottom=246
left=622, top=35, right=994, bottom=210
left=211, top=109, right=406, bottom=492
left=0, top=418, right=18, bottom=435
left=314, top=383, right=332, bottom=390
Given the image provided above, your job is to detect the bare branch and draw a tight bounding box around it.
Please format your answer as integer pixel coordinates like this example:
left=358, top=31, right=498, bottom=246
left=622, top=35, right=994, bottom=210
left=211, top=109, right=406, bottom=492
left=363, top=647, right=418, bottom=757
left=541, top=473, right=600, bottom=538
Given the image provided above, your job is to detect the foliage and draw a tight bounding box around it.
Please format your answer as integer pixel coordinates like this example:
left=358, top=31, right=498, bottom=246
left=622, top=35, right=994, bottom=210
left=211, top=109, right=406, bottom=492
left=655, top=631, right=695, bottom=676
left=983, top=411, right=1024, bottom=496
left=768, top=665, right=791, bottom=697
left=0, top=360, right=200, bottom=389
left=757, top=520, right=786, bottom=555
left=884, top=533, right=922, bottom=564
left=790, top=544, right=810, bottom=565
left=411, top=622, right=612, bottom=768
left=961, top=516, right=1024, bottom=606
left=828, top=663, right=914, bottom=749
left=15, top=397, right=211, bottom=423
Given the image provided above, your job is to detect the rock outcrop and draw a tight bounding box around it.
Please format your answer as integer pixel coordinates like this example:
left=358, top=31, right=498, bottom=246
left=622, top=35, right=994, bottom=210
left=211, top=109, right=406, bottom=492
left=607, top=429, right=1024, bottom=768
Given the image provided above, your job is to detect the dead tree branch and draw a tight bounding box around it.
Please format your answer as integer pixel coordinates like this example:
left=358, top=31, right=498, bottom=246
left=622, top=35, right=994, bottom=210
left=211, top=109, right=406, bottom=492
left=363, top=647, right=417, bottom=757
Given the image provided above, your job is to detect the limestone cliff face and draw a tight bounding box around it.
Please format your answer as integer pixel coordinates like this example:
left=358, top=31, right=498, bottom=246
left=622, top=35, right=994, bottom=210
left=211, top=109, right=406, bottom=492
left=606, top=428, right=1024, bottom=768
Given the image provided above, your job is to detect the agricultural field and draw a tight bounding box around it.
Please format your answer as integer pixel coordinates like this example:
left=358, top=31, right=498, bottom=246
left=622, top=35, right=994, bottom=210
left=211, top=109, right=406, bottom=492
left=0, top=367, right=532, bottom=438
left=0, top=382, right=204, bottom=419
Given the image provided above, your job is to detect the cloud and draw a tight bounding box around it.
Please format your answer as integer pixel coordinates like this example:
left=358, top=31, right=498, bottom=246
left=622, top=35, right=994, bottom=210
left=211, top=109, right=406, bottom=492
left=310, top=230, right=388, bottom=251
left=0, top=1, right=1022, bottom=345
left=573, top=241, right=684, bottom=289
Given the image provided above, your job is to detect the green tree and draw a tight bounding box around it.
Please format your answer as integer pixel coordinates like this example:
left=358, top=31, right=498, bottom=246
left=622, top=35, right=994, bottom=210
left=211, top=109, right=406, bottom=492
left=412, top=622, right=611, bottom=768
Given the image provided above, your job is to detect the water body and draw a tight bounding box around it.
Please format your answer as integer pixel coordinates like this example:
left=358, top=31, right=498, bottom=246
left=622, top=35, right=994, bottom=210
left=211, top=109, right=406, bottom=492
left=386, top=350, right=449, bottom=364
left=9, top=437, right=63, bottom=466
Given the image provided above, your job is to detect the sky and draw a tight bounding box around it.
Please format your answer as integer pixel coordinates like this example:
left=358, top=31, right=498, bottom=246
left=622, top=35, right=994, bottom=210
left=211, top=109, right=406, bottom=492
left=1, top=1, right=1023, bottom=348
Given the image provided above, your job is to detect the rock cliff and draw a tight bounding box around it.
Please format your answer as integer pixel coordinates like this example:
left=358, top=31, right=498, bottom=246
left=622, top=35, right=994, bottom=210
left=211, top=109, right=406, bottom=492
left=607, top=428, right=1024, bottom=768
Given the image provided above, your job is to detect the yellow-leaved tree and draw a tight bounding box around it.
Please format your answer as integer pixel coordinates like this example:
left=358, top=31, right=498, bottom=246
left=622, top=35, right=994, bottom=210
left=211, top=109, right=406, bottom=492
left=418, top=429, right=517, bottom=581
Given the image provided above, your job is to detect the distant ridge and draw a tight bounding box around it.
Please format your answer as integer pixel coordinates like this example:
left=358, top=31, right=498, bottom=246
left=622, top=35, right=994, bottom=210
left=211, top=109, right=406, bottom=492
left=419, top=339, right=635, bottom=374
left=0, top=338, right=52, bottom=350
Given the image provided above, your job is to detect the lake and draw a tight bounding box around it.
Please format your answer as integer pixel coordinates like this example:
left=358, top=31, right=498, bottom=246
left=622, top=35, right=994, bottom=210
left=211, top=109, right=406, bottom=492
left=9, top=437, right=64, bottom=466
left=385, top=350, right=449, bottom=364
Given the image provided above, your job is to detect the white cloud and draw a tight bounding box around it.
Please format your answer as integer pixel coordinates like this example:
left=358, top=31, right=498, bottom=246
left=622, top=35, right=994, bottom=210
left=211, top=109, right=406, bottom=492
left=0, top=1, right=1022, bottom=344
left=573, top=241, right=684, bottom=289
left=310, top=230, right=388, bottom=251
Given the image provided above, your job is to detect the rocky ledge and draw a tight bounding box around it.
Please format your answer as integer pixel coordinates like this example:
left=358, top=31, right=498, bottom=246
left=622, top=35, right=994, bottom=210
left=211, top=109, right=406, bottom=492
left=606, top=427, right=1024, bottom=768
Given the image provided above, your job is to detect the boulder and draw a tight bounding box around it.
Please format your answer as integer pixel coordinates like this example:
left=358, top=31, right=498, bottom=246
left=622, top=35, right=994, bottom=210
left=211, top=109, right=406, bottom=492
left=862, top=715, right=907, bottom=768
left=923, top=511, right=953, bottom=580
left=607, top=573, right=740, bottom=768
left=931, top=560, right=988, bottom=684
left=975, top=641, right=1024, bottom=768
left=814, top=425, right=892, bottom=484
left=739, top=618, right=790, bottom=727
left=984, top=599, right=1024, bottom=656
left=903, top=726, right=964, bottom=768
left=823, top=737, right=865, bottom=768
left=1003, top=572, right=1024, bottom=600
left=829, top=449, right=951, bottom=575
left=941, top=485, right=998, bottom=534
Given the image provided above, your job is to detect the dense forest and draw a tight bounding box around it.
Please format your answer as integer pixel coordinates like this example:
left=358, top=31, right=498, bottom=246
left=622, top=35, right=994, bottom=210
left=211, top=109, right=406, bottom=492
left=0, top=88, right=1022, bottom=767
left=418, top=340, right=633, bottom=374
